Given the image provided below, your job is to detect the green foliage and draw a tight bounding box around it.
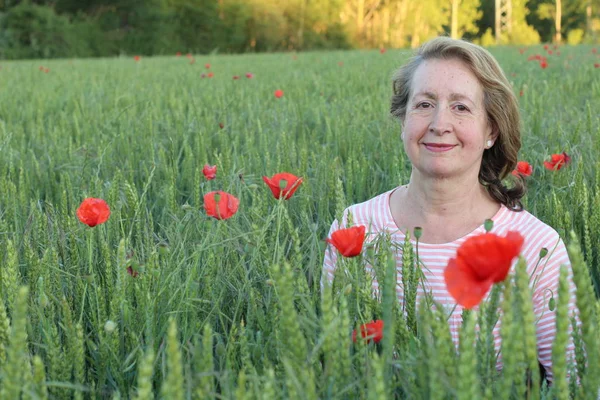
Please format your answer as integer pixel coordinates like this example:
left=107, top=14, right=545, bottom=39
left=0, top=45, right=598, bottom=397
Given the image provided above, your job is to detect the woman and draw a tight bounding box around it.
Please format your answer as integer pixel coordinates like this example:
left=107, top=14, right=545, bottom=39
left=322, top=37, right=578, bottom=384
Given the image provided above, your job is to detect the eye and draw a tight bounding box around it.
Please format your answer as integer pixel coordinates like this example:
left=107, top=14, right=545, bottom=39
left=416, top=101, right=432, bottom=109
left=454, top=104, right=470, bottom=112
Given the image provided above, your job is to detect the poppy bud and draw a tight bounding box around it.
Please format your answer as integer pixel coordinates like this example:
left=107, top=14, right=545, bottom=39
left=413, top=227, right=423, bottom=239
left=539, top=247, right=548, bottom=259
left=548, top=296, right=556, bottom=311
left=484, top=219, right=494, bottom=232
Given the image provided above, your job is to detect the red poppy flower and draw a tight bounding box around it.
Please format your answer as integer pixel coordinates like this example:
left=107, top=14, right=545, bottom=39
left=44, top=68, right=50, bottom=73
left=176, top=52, right=181, bottom=57
left=519, top=90, right=523, bottom=97
left=544, top=152, right=570, bottom=171
left=592, top=48, right=597, bottom=54
left=134, top=55, right=141, bottom=62
left=245, top=72, right=254, bottom=78
left=203, top=164, right=217, bottom=180
left=547, top=50, right=553, bottom=55
left=543, top=44, right=549, bottom=50
left=219, top=122, right=224, bottom=129
left=186, top=53, right=192, bottom=58
left=207, top=72, right=214, bottom=78
left=326, top=225, right=366, bottom=258
left=204, top=191, right=239, bottom=220
left=594, top=63, right=600, bottom=69
left=77, top=198, right=111, bottom=227
left=233, top=75, right=240, bottom=80
left=274, top=89, right=284, bottom=98
left=519, top=48, right=526, bottom=54
left=205, top=63, right=211, bottom=69
left=126, top=266, right=139, bottom=278
left=379, top=48, right=386, bottom=54
left=512, top=161, right=532, bottom=177
left=352, top=320, right=384, bottom=344
left=444, top=231, right=524, bottom=309
left=540, top=60, right=548, bottom=69
left=262, top=172, right=302, bottom=200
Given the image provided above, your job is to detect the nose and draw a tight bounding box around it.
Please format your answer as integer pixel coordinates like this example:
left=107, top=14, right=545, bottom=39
left=428, top=107, right=452, bottom=135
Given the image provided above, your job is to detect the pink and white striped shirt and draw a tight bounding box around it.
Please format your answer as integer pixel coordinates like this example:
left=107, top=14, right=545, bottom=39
left=322, top=187, right=579, bottom=383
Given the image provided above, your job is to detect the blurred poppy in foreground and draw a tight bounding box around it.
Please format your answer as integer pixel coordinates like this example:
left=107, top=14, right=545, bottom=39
left=205, top=63, right=211, bottom=69
left=352, top=320, right=384, bottom=344
left=245, top=72, right=254, bottom=78
left=204, top=191, right=239, bottom=220
left=134, top=56, right=141, bottom=62
left=233, top=75, right=240, bottom=80
left=326, top=225, right=366, bottom=258
left=77, top=198, right=110, bottom=227
left=262, top=172, right=302, bottom=200
left=207, top=72, right=214, bottom=78
left=274, top=89, right=284, bottom=98
left=203, top=164, right=217, bottom=180
left=444, top=231, right=524, bottom=309
left=512, top=161, right=533, bottom=177
left=543, top=152, right=570, bottom=171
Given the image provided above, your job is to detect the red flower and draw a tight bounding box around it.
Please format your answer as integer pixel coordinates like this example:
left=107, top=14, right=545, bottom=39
left=204, top=191, right=239, bottom=220
left=207, top=72, right=214, bottom=78
left=186, top=53, right=192, bottom=58
left=444, top=231, right=524, bottom=309
left=77, top=198, right=111, bottom=227
left=547, top=50, right=553, bottom=55
left=326, top=225, right=366, bottom=258
left=544, top=152, right=571, bottom=171
left=205, top=63, right=211, bottom=69
left=592, top=48, right=597, bottom=54
left=219, top=122, right=224, bottom=129
left=543, top=44, right=549, bottom=50
left=233, top=75, right=240, bottom=80
left=519, top=90, right=523, bottom=97
left=126, top=266, right=139, bottom=278
left=379, top=48, right=386, bottom=54
left=262, top=172, right=302, bottom=200
left=134, top=55, right=141, bottom=62
left=39, top=65, right=44, bottom=71
left=337, top=61, right=343, bottom=66
left=176, top=52, right=181, bottom=57
left=202, top=164, right=217, bottom=180
left=44, top=68, right=50, bottom=73
left=519, top=48, right=526, bottom=54
left=274, top=89, right=284, bottom=98
left=352, top=320, right=384, bottom=344
left=245, top=72, right=254, bottom=78
left=594, top=63, right=600, bottom=69
left=540, top=60, right=548, bottom=69
left=512, top=161, right=533, bottom=177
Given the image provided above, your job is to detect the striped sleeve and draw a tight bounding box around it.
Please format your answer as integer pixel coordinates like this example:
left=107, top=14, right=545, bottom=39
left=530, top=234, right=580, bottom=384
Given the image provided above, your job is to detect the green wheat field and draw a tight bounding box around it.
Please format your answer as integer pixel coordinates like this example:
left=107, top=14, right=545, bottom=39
left=0, top=45, right=599, bottom=399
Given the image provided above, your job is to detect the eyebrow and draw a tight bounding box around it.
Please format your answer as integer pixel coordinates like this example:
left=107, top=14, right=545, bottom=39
left=413, top=91, right=475, bottom=103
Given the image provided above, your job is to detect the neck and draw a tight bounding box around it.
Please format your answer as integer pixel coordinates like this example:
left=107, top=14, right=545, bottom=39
left=404, top=170, right=493, bottom=221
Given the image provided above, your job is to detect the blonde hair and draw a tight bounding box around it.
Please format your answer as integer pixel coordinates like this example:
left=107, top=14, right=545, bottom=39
left=390, top=36, right=525, bottom=211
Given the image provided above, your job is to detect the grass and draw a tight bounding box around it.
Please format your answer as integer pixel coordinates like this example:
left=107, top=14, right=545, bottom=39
left=0, top=44, right=599, bottom=398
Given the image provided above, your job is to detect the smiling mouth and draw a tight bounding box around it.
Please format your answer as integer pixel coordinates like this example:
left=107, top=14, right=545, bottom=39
left=423, top=143, right=456, bottom=152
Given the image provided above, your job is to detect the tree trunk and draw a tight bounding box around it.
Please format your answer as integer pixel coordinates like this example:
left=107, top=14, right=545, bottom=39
left=357, top=0, right=365, bottom=40
left=451, top=0, right=459, bottom=39
left=555, top=0, right=562, bottom=44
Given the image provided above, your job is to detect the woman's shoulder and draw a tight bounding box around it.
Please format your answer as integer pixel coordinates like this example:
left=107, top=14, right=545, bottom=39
left=339, top=188, right=396, bottom=230
left=497, top=207, right=566, bottom=261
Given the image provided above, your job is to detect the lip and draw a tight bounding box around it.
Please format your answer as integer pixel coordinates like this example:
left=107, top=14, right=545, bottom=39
left=423, top=143, right=456, bottom=152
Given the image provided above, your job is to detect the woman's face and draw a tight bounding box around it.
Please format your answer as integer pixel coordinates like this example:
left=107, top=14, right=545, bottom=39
left=402, top=58, right=494, bottom=181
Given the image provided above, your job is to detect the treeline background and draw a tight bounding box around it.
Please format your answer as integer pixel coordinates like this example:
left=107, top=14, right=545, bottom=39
left=0, top=0, right=599, bottom=60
